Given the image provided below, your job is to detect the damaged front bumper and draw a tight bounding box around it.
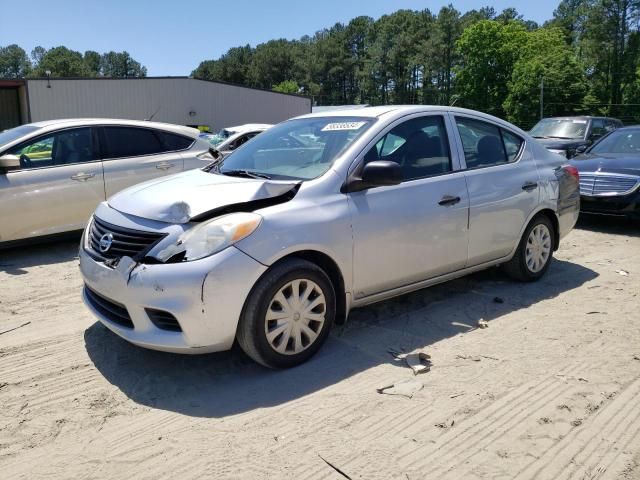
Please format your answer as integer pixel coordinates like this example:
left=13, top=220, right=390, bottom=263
left=79, top=243, right=267, bottom=354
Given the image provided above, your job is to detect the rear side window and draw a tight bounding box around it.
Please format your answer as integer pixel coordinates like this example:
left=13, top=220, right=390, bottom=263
left=157, top=131, right=194, bottom=151
left=102, top=127, right=164, bottom=159
left=502, top=130, right=524, bottom=162
left=455, top=117, right=523, bottom=168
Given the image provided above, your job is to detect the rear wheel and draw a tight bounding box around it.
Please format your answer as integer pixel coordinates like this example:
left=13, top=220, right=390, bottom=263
left=237, top=258, right=335, bottom=368
left=503, top=215, right=555, bottom=282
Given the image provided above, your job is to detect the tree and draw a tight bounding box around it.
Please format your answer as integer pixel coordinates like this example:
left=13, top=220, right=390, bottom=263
left=31, top=46, right=88, bottom=77
left=504, top=27, right=588, bottom=127
left=100, top=51, right=147, bottom=77
left=84, top=50, right=102, bottom=76
left=0, top=44, right=31, bottom=78
left=455, top=20, right=529, bottom=116
left=272, top=80, right=300, bottom=94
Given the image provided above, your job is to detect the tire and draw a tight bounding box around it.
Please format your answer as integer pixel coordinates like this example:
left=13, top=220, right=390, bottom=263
left=237, top=258, right=336, bottom=369
left=503, top=214, right=555, bottom=282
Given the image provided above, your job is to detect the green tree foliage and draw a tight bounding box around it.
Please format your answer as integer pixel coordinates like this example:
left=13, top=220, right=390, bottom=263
left=504, top=28, right=588, bottom=127
left=3, top=45, right=148, bottom=78
left=272, top=80, right=300, bottom=94
left=0, top=44, right=31, bottom=78
left=100, top=51, right=147, bottom=77
left=455, top=21, right=529, bottom=117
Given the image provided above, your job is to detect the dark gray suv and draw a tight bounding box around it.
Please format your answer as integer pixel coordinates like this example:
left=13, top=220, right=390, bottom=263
left=530, top=116, right=623, bottom=159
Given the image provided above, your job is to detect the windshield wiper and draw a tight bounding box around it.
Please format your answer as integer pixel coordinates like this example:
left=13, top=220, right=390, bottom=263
left=221, top=169, right=272, bottom=180
left=545, top=136, right=575, bottom=140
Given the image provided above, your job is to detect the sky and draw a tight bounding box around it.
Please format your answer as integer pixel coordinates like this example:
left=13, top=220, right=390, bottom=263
left=0, top=0, right=560, bottom=76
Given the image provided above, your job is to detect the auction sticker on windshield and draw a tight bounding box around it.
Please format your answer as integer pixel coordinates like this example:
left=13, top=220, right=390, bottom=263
left=321, top=121, right=367, bottom=132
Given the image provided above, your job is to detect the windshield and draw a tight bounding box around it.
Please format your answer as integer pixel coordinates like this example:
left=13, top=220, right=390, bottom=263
left=589, top=128, right=640, bottom=155
left=215, top=116, right=375, bottom=180
left=530, top=119, right=588, bottom=140
left=0, top=125, right=40, bottom=149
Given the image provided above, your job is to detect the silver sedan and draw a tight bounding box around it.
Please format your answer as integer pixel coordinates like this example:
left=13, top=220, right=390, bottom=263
left=79, top=106, right=580, bottom=368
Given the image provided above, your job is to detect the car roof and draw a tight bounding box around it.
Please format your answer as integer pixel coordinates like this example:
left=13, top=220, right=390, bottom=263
left=541, top=116, right=620, bottom=121
left=26, top=118, right=200, bottom=138
left=293, top=105, right=527, bottom=134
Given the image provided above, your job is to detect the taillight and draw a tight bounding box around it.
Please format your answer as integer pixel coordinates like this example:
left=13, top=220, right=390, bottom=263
left=562, top=164, right=579, bottom=181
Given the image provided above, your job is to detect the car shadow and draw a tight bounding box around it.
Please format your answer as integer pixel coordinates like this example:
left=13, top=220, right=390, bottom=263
left=576, top=214, right=640, bottom=237
left=0, top=237, right=81, bottom=275
left=84, top=259, right=597, bottom=418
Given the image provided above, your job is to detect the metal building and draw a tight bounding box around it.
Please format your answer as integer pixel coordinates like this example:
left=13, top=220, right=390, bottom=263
left=0, top=77, right=311, bottom=132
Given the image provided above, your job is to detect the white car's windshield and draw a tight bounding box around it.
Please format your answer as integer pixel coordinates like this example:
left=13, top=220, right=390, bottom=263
left=530, top=119, right=588, bottom=140
left=214, top=117, right=375, bottom=180
left=590, top=128, right=640, bottom=155
left=0, top=125, right=40, bottom=149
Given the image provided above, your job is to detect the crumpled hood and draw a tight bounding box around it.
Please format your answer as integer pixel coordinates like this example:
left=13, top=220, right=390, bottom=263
left=108, top=169, right=299, bottom=223
left=536, top=138, right=587, bottom=150
left=570, top=153, right=640, bottom=176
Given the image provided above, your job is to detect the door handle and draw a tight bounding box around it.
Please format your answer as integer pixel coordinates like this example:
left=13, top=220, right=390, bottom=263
left=156, top=162, right=175, bottom=170
left=70, top=173, right=95, bottom=181
left=522, top=181, right=538, bottom=191
left=438, top=195, right=461, bottom=206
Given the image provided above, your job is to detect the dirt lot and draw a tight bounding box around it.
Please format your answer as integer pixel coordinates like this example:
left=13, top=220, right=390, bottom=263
left=1, top=216, right=639, bottom=480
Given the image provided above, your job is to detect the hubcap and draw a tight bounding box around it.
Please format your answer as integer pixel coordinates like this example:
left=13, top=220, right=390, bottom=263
left=525, top=224, right=551, bottom=273
left=264, top=279, right=326, bottom=355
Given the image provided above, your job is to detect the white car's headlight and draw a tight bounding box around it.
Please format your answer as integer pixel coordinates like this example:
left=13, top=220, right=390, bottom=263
left=157, top=212, right=262, bottom=262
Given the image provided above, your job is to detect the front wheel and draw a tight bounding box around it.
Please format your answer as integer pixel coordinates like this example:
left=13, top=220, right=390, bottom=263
left=237, top=258, right=336, bottom=368
left=503, top=215, right=555, bottom=282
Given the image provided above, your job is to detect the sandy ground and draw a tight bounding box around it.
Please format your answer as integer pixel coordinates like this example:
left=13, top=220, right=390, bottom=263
left=1, top=216, right=639, bottom=480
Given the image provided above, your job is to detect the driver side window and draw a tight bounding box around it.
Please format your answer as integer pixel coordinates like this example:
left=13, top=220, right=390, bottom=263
left=9, top=128, right=95, bottom=170
left=364, top=115, right=452, bottom=181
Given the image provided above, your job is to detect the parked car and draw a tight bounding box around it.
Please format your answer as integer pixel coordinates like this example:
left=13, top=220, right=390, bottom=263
left=207, top=124, right=272, bottom=158
left=530, top=116, right=623, bottom=158
left=0, top=119, right=214, bottom=246
left=569, top=125, right=640, bottom=218
left=79, top=106, right=580, bottom=368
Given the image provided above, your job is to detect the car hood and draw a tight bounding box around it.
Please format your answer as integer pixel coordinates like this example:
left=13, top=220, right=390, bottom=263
left=535, top=138, right=586, bottom=149
left=569, top=153, right=640, bottom=176
left=108, top=169, right=300, bottom=223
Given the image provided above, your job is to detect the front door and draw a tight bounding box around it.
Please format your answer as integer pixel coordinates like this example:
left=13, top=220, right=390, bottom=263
left=0, top=127, right=104, bottom=242
left=349, top=114, right=469, bottom=299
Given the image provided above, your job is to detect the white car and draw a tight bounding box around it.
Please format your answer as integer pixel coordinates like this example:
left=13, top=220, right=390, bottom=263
left=0, top=119, right=214, bottom=246
left=79, top=106, right=580, bottom=368
left=207, top=124, right=272, bottom=157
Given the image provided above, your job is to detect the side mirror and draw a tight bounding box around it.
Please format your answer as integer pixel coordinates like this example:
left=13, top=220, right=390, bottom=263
left=345, top=161, right=402, bottom=192
left=0, top=154, right=20, bottom=172
left=575, top=144, right=588, bottom=154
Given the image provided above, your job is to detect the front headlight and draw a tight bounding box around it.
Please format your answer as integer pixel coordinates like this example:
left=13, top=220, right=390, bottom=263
left=157, top=212, right=262, bottom=262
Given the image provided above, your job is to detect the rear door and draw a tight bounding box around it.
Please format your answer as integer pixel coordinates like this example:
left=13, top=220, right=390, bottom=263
left=0, top=127, right=104, bottom=242
left=100, top=126, right=187, bottom=198
left=452, top=114, right=539, bottom=266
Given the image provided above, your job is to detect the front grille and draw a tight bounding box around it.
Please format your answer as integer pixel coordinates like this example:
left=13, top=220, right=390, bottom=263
left=579, top=173, right=639, bottom=197
left=146, top=309, right=182, bottom=332
left=89, top=216, right=165, bottom=260
left=84, top=285, right=134, bottom=329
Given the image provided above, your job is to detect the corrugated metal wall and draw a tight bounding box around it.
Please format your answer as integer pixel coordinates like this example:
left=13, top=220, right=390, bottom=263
left=26, top=78, right=311, bottom=130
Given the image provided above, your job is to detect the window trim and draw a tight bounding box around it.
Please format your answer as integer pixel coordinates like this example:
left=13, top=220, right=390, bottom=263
left=452, top=114, right=526, bottom=171
left=4, top=126, right=101, bottom=172
left=98, top=125, right=195, bottom=161
left=346, top=112, right=460, bottom=187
